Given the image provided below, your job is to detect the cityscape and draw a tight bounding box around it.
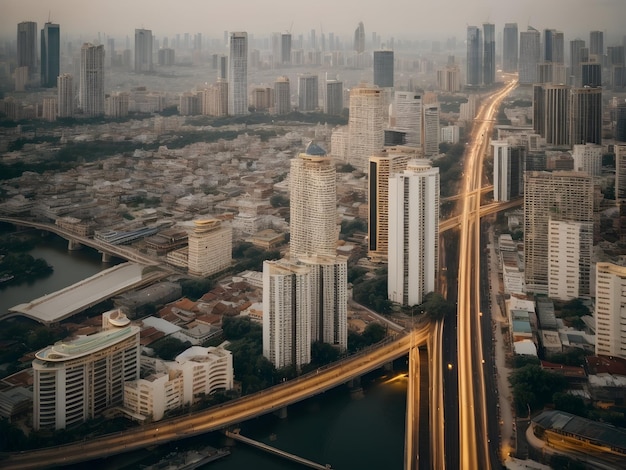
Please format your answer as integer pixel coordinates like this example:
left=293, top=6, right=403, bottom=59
left=1, top=1, right=626, bottom=469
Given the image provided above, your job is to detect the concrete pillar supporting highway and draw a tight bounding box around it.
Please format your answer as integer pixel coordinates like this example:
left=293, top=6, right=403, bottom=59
left=274, top=406, right=288, bottom=419
left=67, top=239, right=82, bottom=251
left=101, top=252, right=112, bottom=263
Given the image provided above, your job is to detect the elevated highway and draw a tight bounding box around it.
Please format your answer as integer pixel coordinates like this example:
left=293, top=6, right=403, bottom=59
left=2, top=325, right=431, bottom=470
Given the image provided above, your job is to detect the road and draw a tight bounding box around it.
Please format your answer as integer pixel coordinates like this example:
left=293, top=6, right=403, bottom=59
left=456, top=79, right=518, bottom=470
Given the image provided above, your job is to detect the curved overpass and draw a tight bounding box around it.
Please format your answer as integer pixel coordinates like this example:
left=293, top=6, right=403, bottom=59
left=1, top=325, right=431, bottom=470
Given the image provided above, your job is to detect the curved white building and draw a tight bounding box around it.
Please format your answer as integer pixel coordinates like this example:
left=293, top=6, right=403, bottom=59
left=33, top=310, right=140, bottom=430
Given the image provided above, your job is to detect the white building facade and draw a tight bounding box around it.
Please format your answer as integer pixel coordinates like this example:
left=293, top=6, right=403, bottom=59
left=388, top=160, right=440, bottom=306
left=548, top=220, right=590, bottom=301
left=347, top=86, right=384, bottom=173
left=492, top=140, right=511, bottom=202
left=187, top=219, right=232, bottom=277
left=595, top=262, right=626, bottom=359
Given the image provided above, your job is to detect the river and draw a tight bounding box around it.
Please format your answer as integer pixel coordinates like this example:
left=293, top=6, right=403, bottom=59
left=1, top=227, right=409, bottom=469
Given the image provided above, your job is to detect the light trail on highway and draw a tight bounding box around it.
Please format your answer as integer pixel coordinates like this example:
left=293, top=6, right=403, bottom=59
left=456, top=79, right=518, bottom=470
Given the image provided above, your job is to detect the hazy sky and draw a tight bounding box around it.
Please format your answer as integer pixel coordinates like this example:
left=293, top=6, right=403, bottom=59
left=1, top=0, right=625, bottom=41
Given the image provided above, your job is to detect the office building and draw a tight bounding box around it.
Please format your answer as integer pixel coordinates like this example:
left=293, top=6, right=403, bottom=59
left=388, top=160, right=439, bottom=306
left=158, top=48, right=175, bottom=66
left=544, top=29, right=564, bottom=64
left=79, top=43, right=105, bottom=116
left=466, top=26, right=482, bottom=87
left=524, top=171, right=594, bottom=294
left=616, top=145, right=626, bottom=243
left=436, top=65, right=461, bottom=92
left=492, top=140, right=514, bottom=201
left=533, top=84, right=569, bottom=147
left=569, top=86, right=602, bottom=146
left=57, top=73, right=74, bottom=117
left=134, top=28, right=153, bottom=73
left=595, top=262, right=626, bottom=359
left=483, top=23, right=496, bottom=86
left=570, top=39, right=586, bottom=86
left=503, top=23, right=518, bottom=72
left=299, top=255, right=348, bottom=352
left=325, top=79, right=343, bottom=115
left=373, top=50, right=394, bottom=88
left=581, top=62, right=602, bottom=87
left=422, top=104, right=440, bottom=157
left=228, top=32, right=248, bottom=116
left=274, top=76, right=291, bottom=114
left=40, top=22, right=60, bottom=88
left=368, top=148, right=413, bottom=261
left=187, top=219, right=232, bottom=277
left=348, top=85, right=384, bottom=172
left=17, top=21, right=37, bottom=79
left=520, top=27, right=541, bottom=84
left=201, top=79, right=228, bottom=117
left=250, top=86, right=273, bottom=112
left=281, top=33, right=292, bottom=65
left=33, top=310, right=140, bottom=430
left=441, top=125, right=460, bottom=144
left=289, top=142, right=337, bottom=259
left=392, top=91, right=422, bottom=147
left=298, top=73, right=318, bottom=112
left=616, top=105, right=626, bottom=142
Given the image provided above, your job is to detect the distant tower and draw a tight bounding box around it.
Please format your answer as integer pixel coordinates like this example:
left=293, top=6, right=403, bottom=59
left=422, top=104, right=440, bottom=157
left=79, top=43, right=105, bottom=116
left=502, top=23, right=518, bottom=72
left=57, top=74, right=74, bottom=118
left=368, top=148, right=412, bottom=261
left=466, top=26, right=482, bottom=87
left=134, top=28, right=153, bottom=73
left=543, top=29, right=555, bottom=62
left=569, top=86, right=602, bottom=146
left=348, top=85, right=384, bottom=173
left=325, top=79, right=343, bottom=115
left=392, top=91, right=422, bottom=147
left=274, top=76, right=291, bottom=115
left=228, top=32, right=248, bottom=115
left=373, top=50, right=394, bottom=88
left=589, top=31, right=604, bottom=61
left=354, top=22, right=365, bottom=54
left=281, top=33, right=292, bottom=65
left=524, top=171, right=594, bottom=294
left=41, top=22, right=60, bottom=87
left=483, top=23, right=495, bottom=86
left=17, top=21, right=37, bottom=79
left=298, top=73, right=318, bottom=112
left=388, top=159, right=440, bottom=306
left=570, top=39, right=586, bottom=86
left=519, top=27, right=541, bottom=85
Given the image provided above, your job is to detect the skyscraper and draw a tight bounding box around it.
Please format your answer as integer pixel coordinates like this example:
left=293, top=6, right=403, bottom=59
left=548, top=219, right=591, bottom=300
left=134, top=28, right=153, bottom=73
left=570, top=39, right=586, bottom=86
left=79, top=43, right=105, bottom=116
left=392, top=91, right=422, bottom=147
left=274, top=76, right=291, bottom=115
left=492, top=141, right=512, bottom=202
left=373, top=50, right=394, bottom=88
left=348, top=85, right=384, bottom=173
left=298, top=74, right=318, bottom=112
left=581, top=62, right=602, bottom=87
left=368, top=148, right=412, bottom=261
left=228, top=32, right=248, bottom=115
left=503, top=23, right=518, bottom=72
left=289, top=143, right=337, bottom=259
left=57, top=73, right=74, bottom=118
left=569, top=86, right=602, bottom=146
left=325, top=79, right=343, bottom=115
left=17, top=21, right=37, bottom=79
left=590, top=30, right=604, bottom=60
left=281, top=33, right=292, bottom=65
left=519, top=27, right=540, bottom=85
left=466, top=26, right=482, bottom=87
left=354, top=22, right=365, bottom=54
left=422, top=104, right=440, bottom=157
left=533, top=84, right=569, bottom=147
left=595, top=262, right=626, bottom=359
left=388, top=159, right=440, bottom=306
left=40, top=22, right=60, bottom=88
left=483, top=23, right=496, bottom=86
left=262, top=259, right=312, bottom=369
left=33, top=310, right=140, bottom=430
left=524, top=171, right=594, bottom=294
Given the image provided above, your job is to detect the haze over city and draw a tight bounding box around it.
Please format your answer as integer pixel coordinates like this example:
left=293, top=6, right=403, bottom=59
left=1, top=0, right=625, bottom=39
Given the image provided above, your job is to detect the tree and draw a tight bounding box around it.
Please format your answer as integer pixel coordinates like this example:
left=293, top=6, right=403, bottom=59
left=311, top=341, right=340, bottom=366
left=553, top=392, right=588, bottom=418
left=509, top=364, right=566, bottom=415
left=180, top=278, right=213, bottom=300
left=421, top=292, right=455, bottom=320
left=222, top=316, right=253, bottom=340
left=270, top=193, right=289, bottom=208
left=151, top=337, right=190, bottom=360
left=362, top=323, right=386, bottom=344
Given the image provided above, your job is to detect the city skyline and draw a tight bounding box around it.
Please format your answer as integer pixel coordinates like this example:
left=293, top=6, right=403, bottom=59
left=1, top=0, right=625, bottom=40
